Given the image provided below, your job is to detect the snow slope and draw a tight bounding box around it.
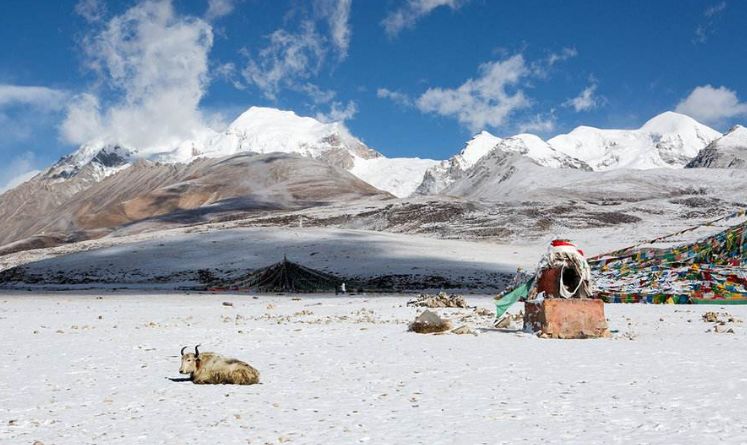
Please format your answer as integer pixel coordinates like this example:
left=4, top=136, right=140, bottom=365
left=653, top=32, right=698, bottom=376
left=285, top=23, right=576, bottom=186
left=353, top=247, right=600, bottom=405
left=414, top=131, right=503, bottom=195
left=687, top=125, right=747, bottom=169
left=1, top=293, right=746, bottom=444
left=492, top=134, right=590, bottom=170
left=0, top=226, right=521, bottom=291
left=445, top=147, right=747, bottom=203
left=415, top=131, right=591, bottom=195
left=350, top=156, right=439, bottom=198
left=548, top=111, right=721, bottom=170
left=195, top=107, right=380, bottom=167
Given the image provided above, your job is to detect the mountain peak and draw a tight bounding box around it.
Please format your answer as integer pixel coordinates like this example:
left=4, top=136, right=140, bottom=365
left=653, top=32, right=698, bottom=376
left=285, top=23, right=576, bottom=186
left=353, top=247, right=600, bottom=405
left=686, top=123, right=747, bottom=169
left=458, top=131, right=501, bottom=168
left=45, top=142, right=135, bottom=180
left=640, top=111, right=709, bottom=133
left=549, top=111, right=721, bottom=170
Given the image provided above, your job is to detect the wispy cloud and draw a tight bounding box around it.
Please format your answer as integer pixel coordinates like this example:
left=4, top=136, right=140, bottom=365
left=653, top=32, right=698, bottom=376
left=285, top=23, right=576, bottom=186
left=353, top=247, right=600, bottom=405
left=0, top=84, right=70, bottom=147
left=61, top=0, right=217, bottom=151
left=545, top=47, right=578, bottom=67
left=315, top=0, right=352, bottom=58
left=75, top=0, right=107, bottom=23
left=239, top=1, right=354, bottom=119
left=205, top=0, right=237, bottom=22
left=0, top=84, right=68, bottom=110
left=242, top=21, right=326, bottom=101
left=315, top=100, right=357, bottom=123
left=563, top=81, right=602, bottom=112
left=531, top=47, right=578, bottom=79
left=694, top=1, right=727, bottom=43
left=382, top=0, right=465, bottom=38
left=376, top=88, right=413, bottom=107
left=517, top=112, right=556, bottom=134
left=0, top=152, right=40, bottom=194
left=675, top=84, right=747, bottom=126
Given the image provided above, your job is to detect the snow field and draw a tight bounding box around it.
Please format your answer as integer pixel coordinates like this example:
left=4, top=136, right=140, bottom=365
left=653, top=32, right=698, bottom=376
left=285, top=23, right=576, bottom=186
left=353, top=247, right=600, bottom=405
left=1, top=293, right=746, bottom=444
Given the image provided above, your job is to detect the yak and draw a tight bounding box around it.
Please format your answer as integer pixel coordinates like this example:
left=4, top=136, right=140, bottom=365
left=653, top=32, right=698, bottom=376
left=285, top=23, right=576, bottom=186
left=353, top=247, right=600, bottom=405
left=179, top=345, right=260, bottom=385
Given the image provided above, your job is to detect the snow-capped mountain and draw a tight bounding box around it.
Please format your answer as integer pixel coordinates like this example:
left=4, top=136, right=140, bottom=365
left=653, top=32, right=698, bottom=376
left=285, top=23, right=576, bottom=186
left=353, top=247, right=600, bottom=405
left=414, top=131, right=502, bottom=195
left=414, top=131, right=590, bottom=195
left=444, top=142, right=747, bottom=204
left=686, top=125, right=747, bottom=169
left=492, top=134, right=591, bottom=170
left=29, top=107, right=436, bottom=198
left=45, top=142, right=135, bottom=181
left=350, top=157, right=439, bottom=199
left=548, top=112, right=721, bottom=170
left=194, top=107, right=381, bottom=169
left=195, top=107, right=437, bottom=196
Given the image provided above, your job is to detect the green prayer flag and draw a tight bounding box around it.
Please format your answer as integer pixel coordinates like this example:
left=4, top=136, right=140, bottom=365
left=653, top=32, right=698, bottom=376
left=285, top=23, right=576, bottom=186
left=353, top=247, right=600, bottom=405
left=495, top=276, right=534, bottom=318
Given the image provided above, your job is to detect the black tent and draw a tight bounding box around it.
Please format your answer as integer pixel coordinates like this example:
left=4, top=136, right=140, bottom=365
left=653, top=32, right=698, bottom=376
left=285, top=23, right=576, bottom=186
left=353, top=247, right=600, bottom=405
left=225, top=256, right=342, bottom=293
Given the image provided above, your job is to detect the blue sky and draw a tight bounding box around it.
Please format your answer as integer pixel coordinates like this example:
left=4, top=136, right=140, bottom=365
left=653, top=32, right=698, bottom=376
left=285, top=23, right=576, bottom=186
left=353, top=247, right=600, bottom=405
left=1, top=0, right=746, bottom=189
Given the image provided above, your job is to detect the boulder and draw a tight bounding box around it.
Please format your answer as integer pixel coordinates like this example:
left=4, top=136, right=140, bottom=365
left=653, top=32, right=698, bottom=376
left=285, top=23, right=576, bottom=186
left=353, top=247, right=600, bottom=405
left=409, top=309, right=452, bottom=334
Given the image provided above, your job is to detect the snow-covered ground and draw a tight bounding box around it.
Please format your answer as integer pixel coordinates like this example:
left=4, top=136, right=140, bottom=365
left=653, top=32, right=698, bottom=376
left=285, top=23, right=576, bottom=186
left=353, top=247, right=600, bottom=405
left=0, top=227, right=531, bottom=291
left=1, top=292, right=745, bottom=444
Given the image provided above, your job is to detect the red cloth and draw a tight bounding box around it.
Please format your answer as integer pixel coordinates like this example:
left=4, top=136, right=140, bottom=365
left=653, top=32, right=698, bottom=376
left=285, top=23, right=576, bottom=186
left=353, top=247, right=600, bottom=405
left=551, top=239, right=584, bottom=257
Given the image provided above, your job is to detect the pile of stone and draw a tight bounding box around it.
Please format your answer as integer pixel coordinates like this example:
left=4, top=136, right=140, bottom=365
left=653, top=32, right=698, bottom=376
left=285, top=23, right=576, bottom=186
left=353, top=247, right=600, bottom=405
left=406, top=292, right=468, bottom=309
left=702, top=311, right=741, bottom=334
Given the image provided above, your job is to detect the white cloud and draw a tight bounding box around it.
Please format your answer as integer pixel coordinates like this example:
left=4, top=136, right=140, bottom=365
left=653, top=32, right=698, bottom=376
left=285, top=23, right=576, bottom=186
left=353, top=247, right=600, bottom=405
left=0, top=152, right=40, bottom=194
left=382, top=0, right=465, bottom=37
left=315, top=0, right=352, bottom=58
left=546, top=47, right=578, bottom=67
left=241, top=0, right=352, bottom=101
left=242, top=21, right=326, bottom=100
left=301, top=83, right=337, bottom=104
left=214, top=62, right=246, bottom=90
left=675, top=84, right=747, bottom=126
left=315, top=100, right=357, bottom=123
left=0, top=84, right=68, bottom=110
left=75, top=0, right=107, bottom=23
left=61, top=0, right=216, bottom=151
left=415, top=54, right=530, bottom=131
left=205, top=0, right=236, bottom=22
left=694, top=1, right=727, bottom=43
left=0, top=85, right=69, bottom=145
left=705, top=1, right=728, bottom=16
left=517, top=112, right=556, bottom=134
left=529, top=47, right=578, bottom=79
left=563, top=82, right=601, bottom=112
left=377, top=88, right=413, bottom=107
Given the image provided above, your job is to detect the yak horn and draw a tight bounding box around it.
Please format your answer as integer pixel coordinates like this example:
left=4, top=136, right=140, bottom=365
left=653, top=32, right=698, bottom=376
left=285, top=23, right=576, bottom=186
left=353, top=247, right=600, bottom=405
left=180, top=346, right=188, bottom=356
left=194, top=344, right=201, bottom=357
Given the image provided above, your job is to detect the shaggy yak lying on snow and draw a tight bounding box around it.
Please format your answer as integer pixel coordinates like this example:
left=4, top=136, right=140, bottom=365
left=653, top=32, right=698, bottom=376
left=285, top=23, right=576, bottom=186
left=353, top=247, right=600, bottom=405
left=179, top=345, right=260, bottom=385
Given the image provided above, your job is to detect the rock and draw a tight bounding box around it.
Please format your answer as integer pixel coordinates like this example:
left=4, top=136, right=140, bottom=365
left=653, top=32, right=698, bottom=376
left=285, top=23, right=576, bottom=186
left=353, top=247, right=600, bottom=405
left=702, top=311, right=719, bottom=323
left=222, top=301, right=234, bottom=307
left=409, top=309, right=452, bottom=334
left=474, top=307, right=493, bottom=317
left=714, top=324, right=735, bottom=334
left=452, top=324, right=477, bottom=336
left=495, top=316, right=512, bottom=329
left=407, top=292, right=468, bottom=308
left=495, top=311, right=524, bottom=329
